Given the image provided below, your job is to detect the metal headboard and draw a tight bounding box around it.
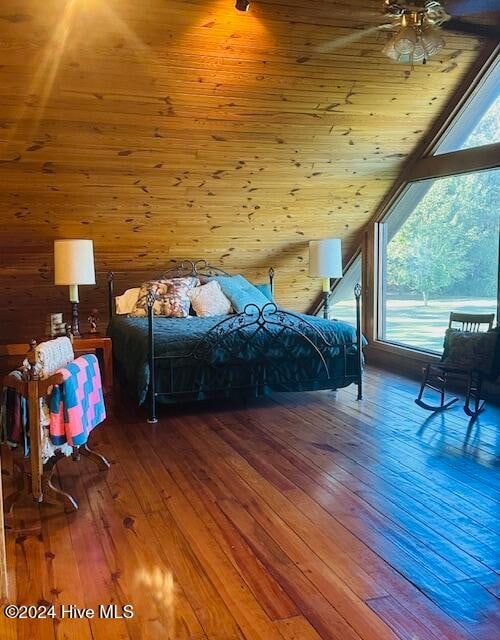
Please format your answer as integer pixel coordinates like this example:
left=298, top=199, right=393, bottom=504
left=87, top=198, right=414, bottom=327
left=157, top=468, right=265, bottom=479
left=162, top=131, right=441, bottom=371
left=107, top=261, right=275, bottom=318
left=158, top=259, right=231, bottom=279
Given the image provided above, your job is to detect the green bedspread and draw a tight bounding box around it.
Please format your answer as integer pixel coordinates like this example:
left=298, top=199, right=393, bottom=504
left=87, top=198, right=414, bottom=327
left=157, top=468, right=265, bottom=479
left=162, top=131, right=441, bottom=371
left=108, top=310, right=362, bottom=405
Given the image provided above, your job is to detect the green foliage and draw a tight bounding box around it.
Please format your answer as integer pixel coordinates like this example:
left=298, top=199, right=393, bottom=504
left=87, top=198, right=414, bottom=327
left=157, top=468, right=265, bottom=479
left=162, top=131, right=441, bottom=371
left=464, top=96, right=499, bottom=148
left=387, top=168, right=499, bottom=303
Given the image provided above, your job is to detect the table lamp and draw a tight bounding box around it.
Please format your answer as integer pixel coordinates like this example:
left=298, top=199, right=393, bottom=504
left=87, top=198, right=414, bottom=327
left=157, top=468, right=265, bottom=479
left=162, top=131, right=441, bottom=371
left=54, top=239, right=95, bottom=337
left=309, top=238, right=343, bottom=319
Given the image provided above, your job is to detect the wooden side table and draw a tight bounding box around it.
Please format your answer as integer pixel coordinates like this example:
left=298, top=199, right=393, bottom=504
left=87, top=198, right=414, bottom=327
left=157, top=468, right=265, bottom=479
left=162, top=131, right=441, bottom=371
left=72, top=334, right=113, bottom=394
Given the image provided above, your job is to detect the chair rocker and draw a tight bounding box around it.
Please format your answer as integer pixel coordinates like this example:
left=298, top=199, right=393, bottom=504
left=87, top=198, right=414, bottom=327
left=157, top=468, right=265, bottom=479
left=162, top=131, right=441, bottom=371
left=415, top=312, right=496, bottom=419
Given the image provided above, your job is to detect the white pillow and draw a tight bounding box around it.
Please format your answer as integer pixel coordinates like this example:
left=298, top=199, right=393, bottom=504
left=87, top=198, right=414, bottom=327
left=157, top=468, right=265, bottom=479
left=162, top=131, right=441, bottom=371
left=188, top=281, right=232, bottom=317
left=115, top=288, right=140, bottom=315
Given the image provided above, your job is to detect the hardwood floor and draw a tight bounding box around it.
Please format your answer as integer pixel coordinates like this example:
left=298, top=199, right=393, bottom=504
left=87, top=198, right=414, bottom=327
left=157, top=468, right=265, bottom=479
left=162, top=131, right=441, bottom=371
left=1, top=366, right=499, bottom=640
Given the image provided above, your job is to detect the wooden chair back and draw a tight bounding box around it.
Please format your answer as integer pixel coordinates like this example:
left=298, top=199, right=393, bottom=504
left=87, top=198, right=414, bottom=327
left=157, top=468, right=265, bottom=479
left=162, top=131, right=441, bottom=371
left=448, top=312, right=494, bottom=333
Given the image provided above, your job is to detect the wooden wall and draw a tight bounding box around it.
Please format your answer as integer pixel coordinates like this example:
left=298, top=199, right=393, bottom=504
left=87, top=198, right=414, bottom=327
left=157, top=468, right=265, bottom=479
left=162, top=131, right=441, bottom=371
left=0, top=0, right=483, bottom=341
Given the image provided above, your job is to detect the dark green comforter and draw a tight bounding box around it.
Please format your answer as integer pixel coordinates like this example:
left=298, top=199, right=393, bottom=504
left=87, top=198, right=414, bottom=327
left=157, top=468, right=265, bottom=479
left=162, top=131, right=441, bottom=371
left=108, top=310, right=362, bottom=405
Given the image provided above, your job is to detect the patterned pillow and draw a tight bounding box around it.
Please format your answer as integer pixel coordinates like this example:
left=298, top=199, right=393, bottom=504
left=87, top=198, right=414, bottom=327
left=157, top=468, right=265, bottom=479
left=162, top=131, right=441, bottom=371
left=442, top=328, right=499, bottom=377
left=131, top=277, right=199, bottom=318
left=188, top=280, right=232, bottom=317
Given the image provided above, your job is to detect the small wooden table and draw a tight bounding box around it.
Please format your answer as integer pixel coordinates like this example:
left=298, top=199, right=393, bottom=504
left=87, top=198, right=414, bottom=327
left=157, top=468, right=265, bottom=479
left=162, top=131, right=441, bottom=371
left=72, top=334, right=113, bottom=394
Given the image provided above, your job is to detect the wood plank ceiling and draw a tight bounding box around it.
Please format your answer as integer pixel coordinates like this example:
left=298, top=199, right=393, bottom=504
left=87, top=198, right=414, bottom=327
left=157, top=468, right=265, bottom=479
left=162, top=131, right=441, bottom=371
left=0, top=0, right=484, bottom=341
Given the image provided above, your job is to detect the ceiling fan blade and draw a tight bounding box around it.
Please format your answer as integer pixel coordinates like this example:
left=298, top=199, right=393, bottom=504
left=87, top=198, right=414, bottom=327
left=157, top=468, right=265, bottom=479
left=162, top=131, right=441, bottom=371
left=441, top=17, right=500, bottom=38
left=446, top=0, right=500, bottom=15
left=316, top=24, right=390, bottom=53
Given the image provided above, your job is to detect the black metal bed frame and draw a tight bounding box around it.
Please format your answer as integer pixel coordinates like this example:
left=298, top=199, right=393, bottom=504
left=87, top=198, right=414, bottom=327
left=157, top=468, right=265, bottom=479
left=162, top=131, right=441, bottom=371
left=107, top=260, right=363, bottom=423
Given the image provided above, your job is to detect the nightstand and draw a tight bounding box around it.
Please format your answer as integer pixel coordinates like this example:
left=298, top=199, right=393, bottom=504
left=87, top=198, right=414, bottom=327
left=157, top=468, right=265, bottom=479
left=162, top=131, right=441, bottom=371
left=72, top=334, right=113, bottom=394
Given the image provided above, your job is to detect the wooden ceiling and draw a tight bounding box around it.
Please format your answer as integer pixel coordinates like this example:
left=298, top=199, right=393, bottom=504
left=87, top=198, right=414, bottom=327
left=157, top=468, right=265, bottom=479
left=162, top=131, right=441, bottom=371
left=0, top=0, right=485, bottom=340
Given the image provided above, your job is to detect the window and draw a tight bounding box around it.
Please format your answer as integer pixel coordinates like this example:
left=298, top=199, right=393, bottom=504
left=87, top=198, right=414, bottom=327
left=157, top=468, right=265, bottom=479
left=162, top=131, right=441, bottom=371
left=376, top=52, right=500, bottom=355
left=435, top=58, right=499, bottom=154
left=378, top=168, right=499, bottom=353
left=329, top=254, right=362, bottom=325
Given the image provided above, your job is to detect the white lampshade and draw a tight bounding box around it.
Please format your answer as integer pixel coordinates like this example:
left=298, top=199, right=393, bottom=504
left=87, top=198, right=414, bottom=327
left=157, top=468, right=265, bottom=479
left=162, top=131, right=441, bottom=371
left=309, top=239, right=343, bottom=279
left=54, top=239, right=96, bottom=285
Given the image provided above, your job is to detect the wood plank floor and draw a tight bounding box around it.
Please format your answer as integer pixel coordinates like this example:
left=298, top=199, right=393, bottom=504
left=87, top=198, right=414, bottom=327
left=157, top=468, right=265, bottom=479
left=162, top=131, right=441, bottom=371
left=1, top=366, right=499, bottom=640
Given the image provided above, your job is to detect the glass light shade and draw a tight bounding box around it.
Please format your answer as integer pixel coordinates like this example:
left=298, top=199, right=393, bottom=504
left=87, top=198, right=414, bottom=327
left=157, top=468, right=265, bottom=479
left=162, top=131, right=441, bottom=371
left=383, top=34, right=428, bottom=63
left=54, top=239, right=96, bottom=285
left=393, top=25, right=417, bottom=54
left=421, top=27, right=444, bottom=57
left=309, top=239, right=343, bottom=279
left=382, top=38, right=400, bottom=61
left=382, top=37, right=411, bottom=62
left=412, top=38, right=426, bottom=62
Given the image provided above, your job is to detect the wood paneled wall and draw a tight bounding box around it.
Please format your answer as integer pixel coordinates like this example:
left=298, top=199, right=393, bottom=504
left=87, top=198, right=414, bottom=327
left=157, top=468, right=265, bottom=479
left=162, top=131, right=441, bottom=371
left=0, top=0, right=483, bottom=341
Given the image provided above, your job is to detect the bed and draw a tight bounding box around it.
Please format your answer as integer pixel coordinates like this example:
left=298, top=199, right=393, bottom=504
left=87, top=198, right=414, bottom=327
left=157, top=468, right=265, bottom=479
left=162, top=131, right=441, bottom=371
left=107, top=261, right=364, bottom=422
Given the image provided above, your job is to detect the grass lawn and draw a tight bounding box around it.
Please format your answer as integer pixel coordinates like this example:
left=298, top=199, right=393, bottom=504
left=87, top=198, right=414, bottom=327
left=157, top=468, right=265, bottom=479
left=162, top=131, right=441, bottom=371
left=332, top=297, right=497, bottom=353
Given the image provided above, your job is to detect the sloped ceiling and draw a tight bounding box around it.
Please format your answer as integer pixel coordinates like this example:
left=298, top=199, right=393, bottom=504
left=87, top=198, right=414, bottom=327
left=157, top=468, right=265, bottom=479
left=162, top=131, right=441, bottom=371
left=0, top=0, right=483, bottom=340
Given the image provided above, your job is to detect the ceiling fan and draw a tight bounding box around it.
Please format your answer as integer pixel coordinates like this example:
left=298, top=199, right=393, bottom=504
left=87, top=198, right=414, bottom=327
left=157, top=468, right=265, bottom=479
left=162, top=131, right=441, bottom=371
left=318, top=1, right=500, bottom=64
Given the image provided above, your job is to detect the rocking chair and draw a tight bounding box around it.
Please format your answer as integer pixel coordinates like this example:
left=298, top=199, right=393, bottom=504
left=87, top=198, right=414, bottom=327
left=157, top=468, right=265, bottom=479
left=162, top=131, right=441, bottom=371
left=415, top=312, right=497, bottom=419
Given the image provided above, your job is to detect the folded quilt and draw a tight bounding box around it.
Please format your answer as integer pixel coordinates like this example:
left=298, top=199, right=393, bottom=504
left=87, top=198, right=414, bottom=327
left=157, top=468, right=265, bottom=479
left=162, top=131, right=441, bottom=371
left=49, top=354, right=106, bottom=446
left=34, top=336, right=74, bottom=377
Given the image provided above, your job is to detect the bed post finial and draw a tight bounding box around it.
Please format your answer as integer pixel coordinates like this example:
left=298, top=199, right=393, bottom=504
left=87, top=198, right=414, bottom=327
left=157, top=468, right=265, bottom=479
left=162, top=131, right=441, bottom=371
left=269, top=267, right=275, bottom=295
left=107, top=272, right=114, bottom=319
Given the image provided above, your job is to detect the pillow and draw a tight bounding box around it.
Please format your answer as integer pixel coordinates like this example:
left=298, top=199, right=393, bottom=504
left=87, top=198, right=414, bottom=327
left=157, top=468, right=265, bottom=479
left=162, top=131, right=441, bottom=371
left=131, top=277, right=199, bottom=318
left=216, top=275, right=270, bottom=313
left=254, top=282, right=274, bottom=303
left=442, top=328, right=499, bottom=378
left=188, top=280, right=232, bottom=317
left=115, top=288, right=140, bottom=315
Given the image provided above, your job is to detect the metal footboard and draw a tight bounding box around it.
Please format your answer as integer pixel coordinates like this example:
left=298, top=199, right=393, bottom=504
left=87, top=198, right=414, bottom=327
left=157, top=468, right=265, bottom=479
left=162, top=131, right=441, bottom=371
left=146, top=284, right=363, bottom=424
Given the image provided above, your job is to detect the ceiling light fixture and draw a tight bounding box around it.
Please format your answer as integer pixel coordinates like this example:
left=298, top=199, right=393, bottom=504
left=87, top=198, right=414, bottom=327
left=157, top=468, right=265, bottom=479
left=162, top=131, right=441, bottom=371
left=382, top=1, right=447, bottom=65
left=235, top=0, right=250, bottom=11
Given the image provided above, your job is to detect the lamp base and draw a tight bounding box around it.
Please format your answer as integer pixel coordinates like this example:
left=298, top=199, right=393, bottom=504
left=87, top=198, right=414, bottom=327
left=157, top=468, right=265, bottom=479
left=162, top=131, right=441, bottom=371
left=323, top=291, right=331, bottom=320
left=71, top=301, right=82, bottom=337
